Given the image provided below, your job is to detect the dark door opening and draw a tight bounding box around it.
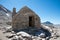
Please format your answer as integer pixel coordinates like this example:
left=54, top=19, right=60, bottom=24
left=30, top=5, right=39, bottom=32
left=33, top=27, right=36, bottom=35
left=29, top=16, right=34, bottom=27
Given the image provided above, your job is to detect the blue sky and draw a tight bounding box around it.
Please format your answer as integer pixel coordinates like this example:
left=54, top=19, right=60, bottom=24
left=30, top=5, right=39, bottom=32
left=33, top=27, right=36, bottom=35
left=0, top=0, right=60, bottom=24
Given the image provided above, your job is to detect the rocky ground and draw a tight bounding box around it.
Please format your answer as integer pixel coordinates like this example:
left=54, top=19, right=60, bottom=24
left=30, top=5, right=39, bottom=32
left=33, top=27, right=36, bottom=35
left=0, top=24, right=60, bottom=40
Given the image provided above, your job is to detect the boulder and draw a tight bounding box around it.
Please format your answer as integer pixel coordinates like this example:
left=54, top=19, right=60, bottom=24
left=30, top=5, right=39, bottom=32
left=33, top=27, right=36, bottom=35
left=18, top=36, right=23, bottom=40
left=38, top=33, right=46, bottom=38
left=41, top=24, right=53, bottom=33
left=12, top=35, right=19, bottom=40
left=5, top=26, right=12, bottom=32
left=11, top=31, right=15, bottom=34
left=16, top=31, right=31, bottom=37
left=6, top=34, right=16, bottom=38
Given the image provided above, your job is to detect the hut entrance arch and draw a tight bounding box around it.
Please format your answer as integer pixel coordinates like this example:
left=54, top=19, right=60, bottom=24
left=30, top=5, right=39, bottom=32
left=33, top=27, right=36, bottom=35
left=29, top=16, right=34, bottom=27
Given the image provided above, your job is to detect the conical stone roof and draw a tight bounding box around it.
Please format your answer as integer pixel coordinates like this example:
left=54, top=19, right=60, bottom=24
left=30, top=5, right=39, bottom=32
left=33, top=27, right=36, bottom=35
left=18, top=6, right=35, bottom=13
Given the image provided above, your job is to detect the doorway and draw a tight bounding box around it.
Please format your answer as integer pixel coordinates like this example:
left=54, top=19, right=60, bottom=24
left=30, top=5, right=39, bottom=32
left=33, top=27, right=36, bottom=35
left=29, top=16, right=34, bottom=27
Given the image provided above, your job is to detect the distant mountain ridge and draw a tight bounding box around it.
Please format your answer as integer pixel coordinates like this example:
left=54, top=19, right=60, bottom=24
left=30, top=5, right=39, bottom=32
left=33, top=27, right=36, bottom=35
left=0, top=4, right=12, bottom=25
left=0, top=5, right=11, bottom=13
left=42, top=21, right=53, bottom=25
left=42, top=21, right=54, bottom=28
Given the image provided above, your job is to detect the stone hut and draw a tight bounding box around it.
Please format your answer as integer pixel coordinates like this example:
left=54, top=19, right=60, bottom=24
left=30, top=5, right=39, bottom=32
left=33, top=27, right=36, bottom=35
left=12, top=6, right=41, bottom=31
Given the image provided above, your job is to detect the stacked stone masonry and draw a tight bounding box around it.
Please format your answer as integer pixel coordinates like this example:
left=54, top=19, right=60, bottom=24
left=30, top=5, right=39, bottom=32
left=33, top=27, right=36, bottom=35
left=12, top=6, right=41, bottom=31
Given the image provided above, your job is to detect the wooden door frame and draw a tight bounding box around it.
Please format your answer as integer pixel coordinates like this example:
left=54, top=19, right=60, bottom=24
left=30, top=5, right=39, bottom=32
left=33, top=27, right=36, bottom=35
left=29, top=16, right=34, bottom=27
